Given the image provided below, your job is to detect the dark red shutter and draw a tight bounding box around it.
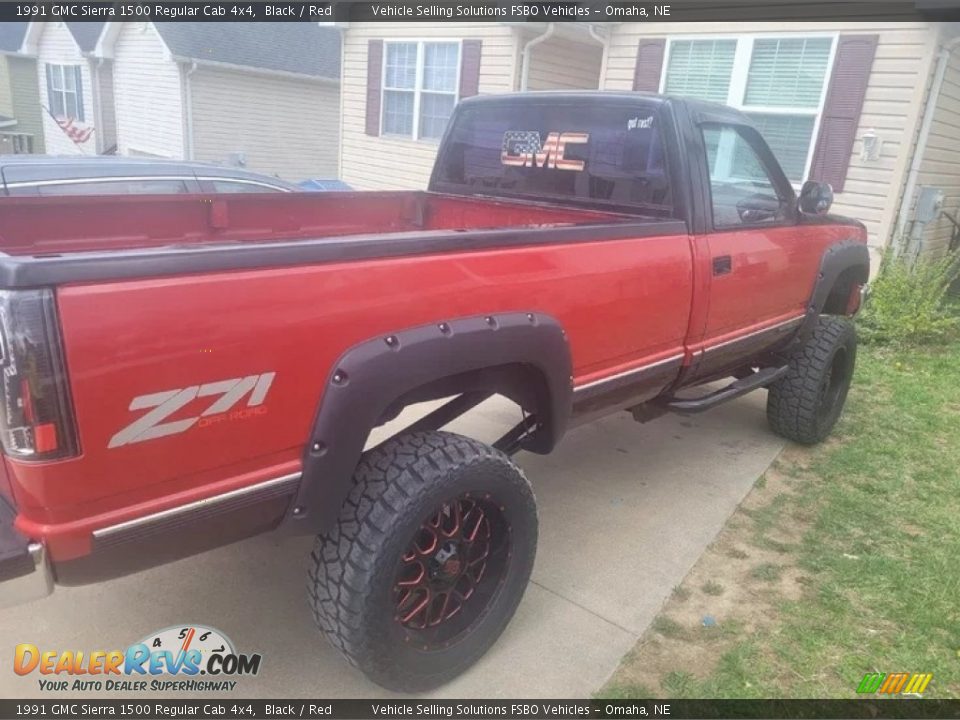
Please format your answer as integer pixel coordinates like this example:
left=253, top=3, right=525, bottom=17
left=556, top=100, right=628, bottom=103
left=365, top=39, right=383, bottom=137
left=459, top=39, right=482, bottom=98
left=808, top=34, right=878, bottom=192
left=632, top=38, right=666, bottom=92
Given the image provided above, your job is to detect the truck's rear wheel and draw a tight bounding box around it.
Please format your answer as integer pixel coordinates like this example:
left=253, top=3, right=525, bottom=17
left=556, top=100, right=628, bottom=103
left=767, top=316, right=857, bottom=444
left=308, top=430, right=537, bottom=691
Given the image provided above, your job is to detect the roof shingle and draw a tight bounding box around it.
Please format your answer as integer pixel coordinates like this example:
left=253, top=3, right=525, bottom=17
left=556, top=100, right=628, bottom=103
left=67, top=22, right=106, bottom=52
left=153, top=23, right=340, bottom=79
left=0, top=22, right=27, bottom=53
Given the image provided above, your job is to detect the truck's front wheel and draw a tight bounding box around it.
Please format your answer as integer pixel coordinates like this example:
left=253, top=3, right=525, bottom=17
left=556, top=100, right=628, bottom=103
left=308, top=431, right=537, bottom=692
left=767, top=316, right=857, bottom=444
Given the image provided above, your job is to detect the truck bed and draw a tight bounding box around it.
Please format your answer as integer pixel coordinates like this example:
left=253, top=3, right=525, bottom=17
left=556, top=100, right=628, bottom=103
left=0, top=191, right=632, bottom=257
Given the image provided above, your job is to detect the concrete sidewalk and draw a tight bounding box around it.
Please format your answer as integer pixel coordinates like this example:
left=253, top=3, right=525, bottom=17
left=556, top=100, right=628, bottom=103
left=0, top=392, right=784, bottom=699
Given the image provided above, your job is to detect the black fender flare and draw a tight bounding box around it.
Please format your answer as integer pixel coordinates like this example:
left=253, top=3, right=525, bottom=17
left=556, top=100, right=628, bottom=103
left=285, top=312, right=573, bottom=533
left=797, top=240, right=870, bottom=342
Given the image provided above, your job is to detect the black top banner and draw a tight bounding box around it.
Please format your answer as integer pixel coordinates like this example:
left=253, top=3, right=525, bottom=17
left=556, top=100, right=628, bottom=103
left=4, top=0, right=960, bottom=23
left=6, top=699, right=960, bottom=719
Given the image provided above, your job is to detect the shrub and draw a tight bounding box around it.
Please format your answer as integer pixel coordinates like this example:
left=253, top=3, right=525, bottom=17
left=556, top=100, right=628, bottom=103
left=858, top=249, right=960, bottom=346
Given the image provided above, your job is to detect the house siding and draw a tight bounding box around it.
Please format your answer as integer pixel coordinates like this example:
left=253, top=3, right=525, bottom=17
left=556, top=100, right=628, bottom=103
left=9, top=56, right=45, bottom=152
left=603, top=22, right=939, bottom=258
left=526, top=36, right=602, bottom=91
left=913, top=44, right=960, bottom=258
left=340, top=23, right=518, bottom=190
left=112, top=23, right=184, bottom=158
left=189, top=66, right=339, bottom=181
left=35, top=22, right=96, bottom=155
left=0, top=59, right=13, bottom=117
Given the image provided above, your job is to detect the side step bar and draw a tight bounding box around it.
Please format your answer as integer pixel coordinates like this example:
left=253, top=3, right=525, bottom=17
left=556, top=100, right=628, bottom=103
left=659, top=366, right=788, bottom=414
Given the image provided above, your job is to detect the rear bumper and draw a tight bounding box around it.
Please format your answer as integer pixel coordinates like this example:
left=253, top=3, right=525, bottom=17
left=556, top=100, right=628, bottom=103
left=0, top=497, right=53, bottom=607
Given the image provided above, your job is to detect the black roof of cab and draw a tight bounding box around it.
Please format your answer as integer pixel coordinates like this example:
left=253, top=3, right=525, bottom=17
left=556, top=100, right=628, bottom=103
left=455, top=91, right=756, bottom=129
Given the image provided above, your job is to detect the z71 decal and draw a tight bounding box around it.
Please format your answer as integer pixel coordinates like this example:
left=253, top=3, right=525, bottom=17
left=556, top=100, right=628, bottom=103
left=501, top=131, right=589, bottom=171
left=108, top=373, right=276, bottom=448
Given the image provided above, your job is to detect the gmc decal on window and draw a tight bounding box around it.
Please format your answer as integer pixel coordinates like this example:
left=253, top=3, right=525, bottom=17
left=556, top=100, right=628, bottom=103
left=500, top=131, right=589, bottom=171
left=108, top=372, right=276, bottom=448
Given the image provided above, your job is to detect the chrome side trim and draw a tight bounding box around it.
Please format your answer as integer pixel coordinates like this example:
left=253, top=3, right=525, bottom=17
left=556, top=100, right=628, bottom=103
left=93, top=472, right=302, bottom=540
left=702, top=316, right=804, bottom=354
left=573, top=353, right=685, bottom=394
left=0, top=542, right=53, bottom=608
left=6, top=176, right=293, bottom=192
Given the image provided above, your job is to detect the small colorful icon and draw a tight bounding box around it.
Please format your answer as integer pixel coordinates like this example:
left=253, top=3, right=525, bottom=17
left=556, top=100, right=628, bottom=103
left=857, top=672, right=933, bottom=695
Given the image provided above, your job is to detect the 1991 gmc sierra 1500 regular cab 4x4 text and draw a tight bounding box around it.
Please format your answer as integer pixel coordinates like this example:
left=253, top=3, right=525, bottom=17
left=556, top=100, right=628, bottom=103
left=0, top=92, right=868, bottom=690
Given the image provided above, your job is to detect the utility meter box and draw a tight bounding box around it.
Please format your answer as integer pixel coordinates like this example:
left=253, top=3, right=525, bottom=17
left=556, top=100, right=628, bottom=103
left=915, top=186, right=944, bottom=224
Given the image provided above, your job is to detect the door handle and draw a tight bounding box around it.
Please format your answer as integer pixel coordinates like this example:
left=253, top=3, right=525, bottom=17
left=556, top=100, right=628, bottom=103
left=712, top=255, right=732, bottom=276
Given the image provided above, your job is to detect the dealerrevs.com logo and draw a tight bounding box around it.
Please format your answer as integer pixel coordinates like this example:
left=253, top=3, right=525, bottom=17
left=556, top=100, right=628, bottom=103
left=14, top=625, right=262, bottom=692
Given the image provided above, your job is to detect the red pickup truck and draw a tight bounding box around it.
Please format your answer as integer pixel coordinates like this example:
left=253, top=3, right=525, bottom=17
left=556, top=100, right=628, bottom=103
left=0, top=92, right=868, bottom=690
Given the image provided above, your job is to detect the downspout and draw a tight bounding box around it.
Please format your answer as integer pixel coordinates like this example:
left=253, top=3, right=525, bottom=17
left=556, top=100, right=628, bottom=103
left=519, top=23, right=555, bottom=92
left=893, top=34, right=960, bottom=253
left=92, top=57, right=105, bottom=154
left=182, top=60, right=198, bottom=160
left=587, top=24, right=609, bottom=90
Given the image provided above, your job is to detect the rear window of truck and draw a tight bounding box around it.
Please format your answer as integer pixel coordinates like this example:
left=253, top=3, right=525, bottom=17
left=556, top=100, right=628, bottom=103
left=433, top=101, right=671, bottom=216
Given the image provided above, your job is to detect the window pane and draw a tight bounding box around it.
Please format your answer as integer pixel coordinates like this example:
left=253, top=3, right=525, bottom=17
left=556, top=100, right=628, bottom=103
left=746, top=112, right=816, bottom=182
left=65, top=91, right=79, bottom=121
left=419, top=92, right=456, bottom=140
left=63, top=66, right=76, bottom=91
left=434, top=100, right=672, bottom=212
left=50, top=90, right=65, bottom=117
left=36, top=179, right=190, bottom=196
left=745, top=37, right=832, bottom=108
left=383, top=89, right=415, bottom=136
left=423, top=43, right=458, bottom=93
left=664, top=39, right=736, bottom=103
left=50, top=65, right=64, bottom=91
left=703, top=125, right=784, bottom=228
left=385, top=42, right=417, bottom=89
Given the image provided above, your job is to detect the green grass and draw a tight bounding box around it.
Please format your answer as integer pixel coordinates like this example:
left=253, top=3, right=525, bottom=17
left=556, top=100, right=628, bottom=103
left=702, top=581, right=725, bottom=596
left=601, top=342, right=960, bottom=698
left=652, top=616, right=688, bottom=639
left=749, top=563, right=783, bottom=582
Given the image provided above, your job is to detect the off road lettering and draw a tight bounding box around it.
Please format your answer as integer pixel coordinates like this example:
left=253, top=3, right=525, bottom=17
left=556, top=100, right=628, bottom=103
left=108, top=373, right=275, bottom=448
left=501, top=131, right=589, bottom=171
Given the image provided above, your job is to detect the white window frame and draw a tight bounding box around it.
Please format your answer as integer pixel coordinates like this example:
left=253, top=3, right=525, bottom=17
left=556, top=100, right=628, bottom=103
left=659, top=33, right=838, bottom=184
left=381, top=39, right=462, bottom=142
left=47, top=64, right=83, bottom=121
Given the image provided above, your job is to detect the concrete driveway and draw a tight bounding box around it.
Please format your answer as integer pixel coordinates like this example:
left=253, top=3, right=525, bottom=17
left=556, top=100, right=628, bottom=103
left=1, top=392, right=784, bottom=699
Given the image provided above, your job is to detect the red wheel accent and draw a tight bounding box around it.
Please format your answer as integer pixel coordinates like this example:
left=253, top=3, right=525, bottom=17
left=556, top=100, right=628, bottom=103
left=392, top=495, right=506, bottom=641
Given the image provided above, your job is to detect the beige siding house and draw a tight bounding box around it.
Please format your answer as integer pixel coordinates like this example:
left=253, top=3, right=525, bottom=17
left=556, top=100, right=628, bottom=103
left=341, top=21, right=960, bottom=262
left=598, top=21, right=960, bottom=262
left=21, top=21, right=116, bottom=155
left=340, top=23, right=603, bottom=190
left=95, top=22, right=341, bottom=180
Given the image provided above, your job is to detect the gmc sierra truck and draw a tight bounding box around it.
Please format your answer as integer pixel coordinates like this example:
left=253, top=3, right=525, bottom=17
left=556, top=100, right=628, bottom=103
left=0, top=92, right=868, bottom=691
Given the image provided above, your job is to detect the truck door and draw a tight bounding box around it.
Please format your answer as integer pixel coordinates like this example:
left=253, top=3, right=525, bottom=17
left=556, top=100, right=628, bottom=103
left=688, top=122, right=811, bottom=379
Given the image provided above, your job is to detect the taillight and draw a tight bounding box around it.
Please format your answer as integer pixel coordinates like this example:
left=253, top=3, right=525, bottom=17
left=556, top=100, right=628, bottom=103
left=0, top=289, right=78, bottom=461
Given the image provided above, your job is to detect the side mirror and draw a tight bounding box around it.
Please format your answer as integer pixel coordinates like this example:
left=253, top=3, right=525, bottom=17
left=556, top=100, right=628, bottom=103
left=799, top=180, right=834, bottom=215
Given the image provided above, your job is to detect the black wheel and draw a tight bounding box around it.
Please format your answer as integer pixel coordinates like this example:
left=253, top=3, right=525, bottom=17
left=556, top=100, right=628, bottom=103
left=767, top=316, right=857, bottom=445
left=308, top=430, right=537, bottom=692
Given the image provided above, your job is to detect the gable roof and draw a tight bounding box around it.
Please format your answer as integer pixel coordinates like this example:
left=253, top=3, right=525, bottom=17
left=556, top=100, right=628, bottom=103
left=20, top=21, right=106, bottom=56
left=0, top=22, right=28, bottom=53
left=128, top=22, right=340, bottom=80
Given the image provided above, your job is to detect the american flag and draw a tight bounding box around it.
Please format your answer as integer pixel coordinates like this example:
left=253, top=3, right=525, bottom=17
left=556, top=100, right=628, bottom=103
left=56, top=116, right=93, bottom=144
left=502, top=131, right=542, bottom=157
